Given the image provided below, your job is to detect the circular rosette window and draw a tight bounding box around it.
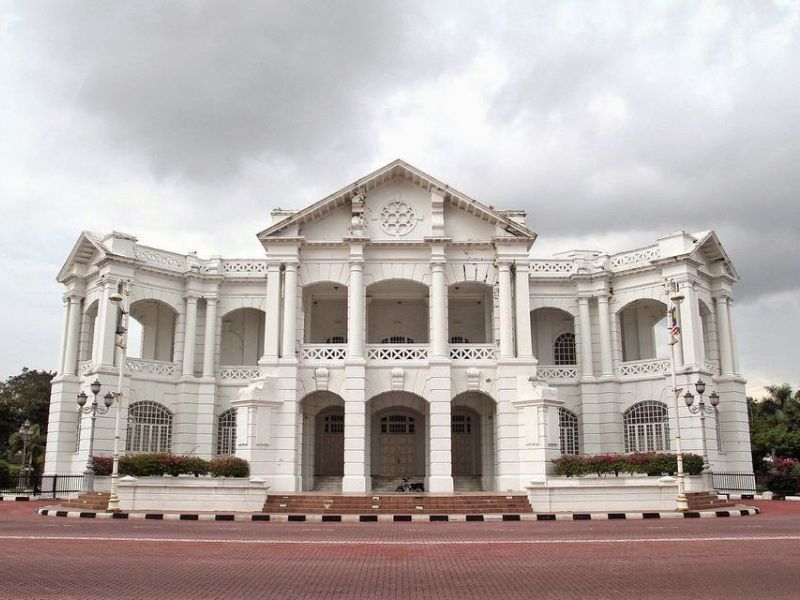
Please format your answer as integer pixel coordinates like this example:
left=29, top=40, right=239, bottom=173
left=380, top=201, right=417, bottom=236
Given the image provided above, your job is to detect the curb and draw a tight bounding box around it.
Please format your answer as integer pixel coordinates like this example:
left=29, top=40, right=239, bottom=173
left=37, top=506, right=760, bottom=522
left=1, top=496, right=32, bottom=502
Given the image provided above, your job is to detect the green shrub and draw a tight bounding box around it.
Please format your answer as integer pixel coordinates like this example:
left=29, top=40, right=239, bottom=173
left=208, top=456, right=249, bottom=478
left=550, top=452, right=706, bottom=477
left=551, top=455, right=588, bottom=477
left=91, top=455, right=113, bottom=476
left=181, top=456, right=210, bottom=476
left=681, top=454, right=704, bottom=475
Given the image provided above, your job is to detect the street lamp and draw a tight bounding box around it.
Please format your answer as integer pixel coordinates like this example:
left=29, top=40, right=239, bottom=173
left=665, top=279, right=688, bottom=511
left=18, top=419, right=32, bottom=482
left=107, top=280, right=130, bottom=511
left=77, top=379, right=114, bottom=492
left=683, top=379, right=720, bottom=472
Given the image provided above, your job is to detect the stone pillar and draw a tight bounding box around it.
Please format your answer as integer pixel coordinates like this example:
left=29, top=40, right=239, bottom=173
left=715, top=295, right=734, bottom=375
left=679, top=283, right=703, bottom=367
left=514, top=262, right=533, bottom=359
left=577, top=296, right=594, bottom=379
left=202, top=297, right=218, bottom=378
left=94, top=281, right=119, bottom=367
left=281, top=263, right=298, bottom=360
left=347, top=261, right=364, bottom=358
left=427, top=377, right=454, bottom=493
left=262, top=264, right=282, bottom=362
left=728, top=300, right=740, bottom=375
left=57, top=298, right=70, bottom=374
left=498, top=261, right=514, bottom=359
left=62, top=295, right=83, bottom=376
left=597, top=294, right=613, bottom=377
left=182, top=295, right=198, bottom=377
left=430, top=261, right=448, bottom=358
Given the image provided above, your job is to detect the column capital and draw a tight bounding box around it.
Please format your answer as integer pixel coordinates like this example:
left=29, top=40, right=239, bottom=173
left=497, top=260, right=512, bottom=271
left=63, top=292, right=84, bottom=303
left=282, top=260, right=299, bottom=270
left=203, top=295, right=219, bottom=304
left=349, top=259, right=364, bottom=269
left=184, top=293, right=199, bottom=303
left=595, top=292, right=610, bottom=303
left=576, top=294, right=591, bottom=305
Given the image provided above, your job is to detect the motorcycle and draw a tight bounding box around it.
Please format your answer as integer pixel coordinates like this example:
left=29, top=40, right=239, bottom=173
left=395, top=477, right=425, bottom=493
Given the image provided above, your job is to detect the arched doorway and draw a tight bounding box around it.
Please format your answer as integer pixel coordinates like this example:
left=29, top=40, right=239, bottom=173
left=300, top=391, right=345, bottom=491
left=452, top=391, right=497, bottom=491
left=367, top=391, right=428, bottom=491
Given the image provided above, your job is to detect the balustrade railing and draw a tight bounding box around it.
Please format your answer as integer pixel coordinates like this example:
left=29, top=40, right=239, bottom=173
left=609, top=245, right=661, bottom=271
left=221, top=259, right=268, bottom=276
left=133, top=245, right=187, bottom=271
left=125, top=358, right=178, bottom=378
left=367, top=344, right=429, bottom=361
left=449, top=344, right=497, bottom=361
left=619, top=358, right=671, bottom=377
left=529, top=260, right=575, bottom=276
left=217, top=365, right=261, bottom=381
left=300, top=345, right=347, bottom=361
left=537, top=365, right=578, bottom=381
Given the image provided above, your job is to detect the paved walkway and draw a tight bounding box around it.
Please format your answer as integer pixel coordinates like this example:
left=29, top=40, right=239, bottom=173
left=1, top=500, right=799, bottom=599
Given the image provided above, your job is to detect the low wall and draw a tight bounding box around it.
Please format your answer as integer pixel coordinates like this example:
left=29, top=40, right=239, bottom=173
left=117, top=476, right=270, bottom=512
left=526, top=475, right=707, bottom=512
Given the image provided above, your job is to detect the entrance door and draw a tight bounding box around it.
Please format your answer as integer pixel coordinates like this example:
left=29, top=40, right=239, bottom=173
left=316, top=410, right=344, bottom=475
left=451, top=412, right=478, bottom=476
left=378, top=413, right=417, bottom=476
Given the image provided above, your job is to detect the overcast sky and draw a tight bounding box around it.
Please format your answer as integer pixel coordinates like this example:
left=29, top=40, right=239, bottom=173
left=1, top=1, right=798, bottom=397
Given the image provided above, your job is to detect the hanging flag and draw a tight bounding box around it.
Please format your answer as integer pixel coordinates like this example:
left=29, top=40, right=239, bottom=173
left=669, top=307, right=680, bottom=345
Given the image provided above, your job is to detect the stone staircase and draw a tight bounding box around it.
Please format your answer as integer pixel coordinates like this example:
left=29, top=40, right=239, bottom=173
left=371, top=476, right=426, bottom=492
left=454, top=476, right=483, bottom=492
left=63, top=492, right=111, bottom=511
left=685, top=491, right=734, bottom=511
left=262, top=493, right=534, bottom=515
left=312, top=476, right=343, bottom=493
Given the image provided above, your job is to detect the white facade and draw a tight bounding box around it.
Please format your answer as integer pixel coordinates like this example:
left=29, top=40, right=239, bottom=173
left=45, top=160, right=753, bottom=493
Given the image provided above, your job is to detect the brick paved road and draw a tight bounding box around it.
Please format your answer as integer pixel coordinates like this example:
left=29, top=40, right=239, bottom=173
left=1, top=500, right=799, bottom=599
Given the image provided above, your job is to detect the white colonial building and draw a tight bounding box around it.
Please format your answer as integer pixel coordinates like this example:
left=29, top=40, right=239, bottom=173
left=44, top=160, right=753, bottom=494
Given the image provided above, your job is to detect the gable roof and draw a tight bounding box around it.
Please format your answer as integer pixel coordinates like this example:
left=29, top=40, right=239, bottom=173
left=256, top=159, right=537, bottom=241
left=691, top=230, right=740, bottom=280
left=57, top=231, right=110, bottom=282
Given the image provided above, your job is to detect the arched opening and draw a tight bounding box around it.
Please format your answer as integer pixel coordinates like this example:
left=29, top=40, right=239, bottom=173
left=367, top=391, right=428, bottom=491
left=216, top=408, right=237, bottom=456
left=219, top=308, right=265, bottom=366
left=303, top=281, right=348, bottom=343
left=448, top=282, right=493, bottom=344
left=531, top=308, right=576, bottom=365
left=300, top=391, right=345, bottom=492
left=366, top=280, right=429, bottom=344
left=623, top=401, right=670, bottom=452
left=126, top=401, right=173, bottom=453
left=558, top=407, right=580, bottom=455
left=451, top=391, right=496, bottom=491
left=128, top=300, right=178, bottom=362
left=699, top=299, right=713, bottom=366
left=618, top=299, right=669, bottom=362
left=79, top=299, right=99, bottom=362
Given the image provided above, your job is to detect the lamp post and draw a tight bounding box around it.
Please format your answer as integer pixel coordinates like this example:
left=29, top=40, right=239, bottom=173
left=665, top=279, right=688, bottom=511
left=77, top=379, right=114, bottom=492
left=18, top=420, right=32, bottom=484
left=683, top=378, right=720, bottom=472
left=107, top=280, right=130, bottom=511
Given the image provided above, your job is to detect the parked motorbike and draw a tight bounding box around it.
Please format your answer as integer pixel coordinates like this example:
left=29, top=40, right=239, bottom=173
left=395, top=477, right=424, bottom=492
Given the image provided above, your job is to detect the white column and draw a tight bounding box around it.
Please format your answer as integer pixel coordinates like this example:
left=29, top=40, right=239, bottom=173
left=262, top=264, right=282, bottom=361
left=679, top=283, right=703, bottom=367
left=95, top=281, right=118, bottom=367
left=577, top=296, right=594, bottom=379
left=514, top=262, right=533, bottom=359
left=715, top=295, right=734, bottom=375
left=182, top=295, right=198, bottom=377
left=62, top=295, right=83, bottom=376
left=597, top=294, right=613, bottom=377
left=498, top=261, right=514, bottom=359
left=57, top=298, right=70, bottom=374
left=202, top=297, right=218, bottom=378
left=430, top=261, right=448, bottom=358
left=729, top=299, right=740, bottom=375
left=281, top=263, right=298, bottom=359
left=347, top=261, right=364, bottom=358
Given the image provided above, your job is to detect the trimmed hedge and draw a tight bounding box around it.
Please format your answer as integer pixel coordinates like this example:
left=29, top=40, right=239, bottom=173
left=551, top=452, right=705, bottom=477
left=91, top=454, right=249, bottom=478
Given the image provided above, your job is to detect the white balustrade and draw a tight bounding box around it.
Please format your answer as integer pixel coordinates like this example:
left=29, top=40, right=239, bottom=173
left=609, top=246, right=661, bottom=271
left=449, top=344, right=497, bottom=361
left=133, top=245, right=187, bottom=270
left=300, top=344, right=347, bottom=361
left=125, top=358, right=178, bottom=377
left=366, top=344, right=429, bottom=361
left=221, top=260, right=268, bottom=276
left=619, top=358, right=671, bottom=377
left=529, top=260, right=575, bottom=275
left=217, top=366, right=261, bottom=381
left=537, top=365, right=578, bottom=380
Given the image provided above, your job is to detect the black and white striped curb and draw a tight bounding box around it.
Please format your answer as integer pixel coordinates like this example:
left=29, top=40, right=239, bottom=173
left=37, top=507, right=759, bottom=522
left=1, top=496, right=33, bottom=502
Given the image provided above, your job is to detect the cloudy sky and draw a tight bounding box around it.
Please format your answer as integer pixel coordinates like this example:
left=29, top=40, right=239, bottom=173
left=1, top=1, right=798, bottom=396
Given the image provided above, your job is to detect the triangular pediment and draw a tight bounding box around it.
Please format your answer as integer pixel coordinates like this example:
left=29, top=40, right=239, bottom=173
left=257, top=159, right=536, bottom=244
left=690, top=231, right=739, bottom=280
left=57, top=231, right=110, bottom=282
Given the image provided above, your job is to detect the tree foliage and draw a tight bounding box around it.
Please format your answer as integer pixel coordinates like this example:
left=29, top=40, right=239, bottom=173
left=748, top=383, right=800, bottom=470
left=0, top=368, right=54, bottom=459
